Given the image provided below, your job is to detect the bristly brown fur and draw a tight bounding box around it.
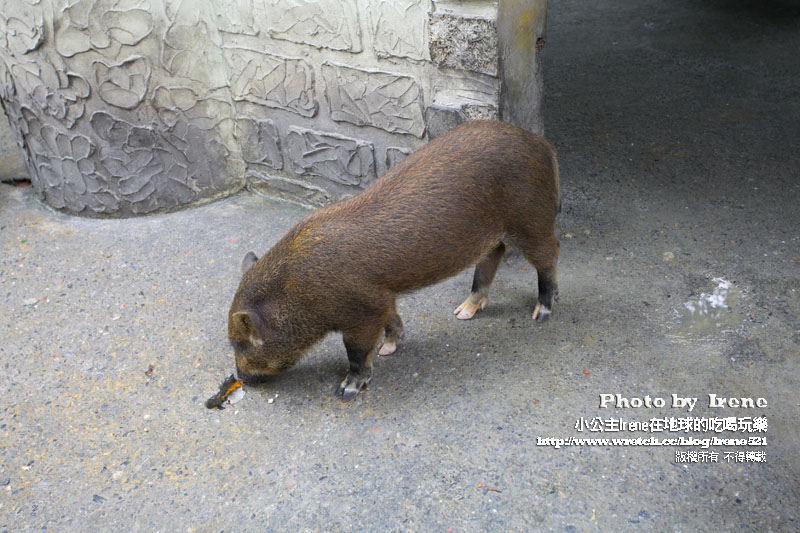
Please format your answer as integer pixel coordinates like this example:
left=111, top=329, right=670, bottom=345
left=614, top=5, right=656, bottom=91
left=228, top=120, right=561, bottom=401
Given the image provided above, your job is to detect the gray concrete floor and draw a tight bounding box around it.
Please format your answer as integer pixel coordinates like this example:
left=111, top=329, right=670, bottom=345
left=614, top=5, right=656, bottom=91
left=2, top=0, right=799, bottom=530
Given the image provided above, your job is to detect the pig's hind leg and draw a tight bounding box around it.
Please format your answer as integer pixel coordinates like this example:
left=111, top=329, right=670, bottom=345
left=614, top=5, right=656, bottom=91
left=515, top=231, right=559, bottom=322
left=454, top=242, right=506, bottom=320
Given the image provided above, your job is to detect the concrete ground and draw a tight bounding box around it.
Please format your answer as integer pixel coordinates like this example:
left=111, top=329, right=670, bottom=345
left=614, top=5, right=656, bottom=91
left=2, top=0, right=799, bottom=530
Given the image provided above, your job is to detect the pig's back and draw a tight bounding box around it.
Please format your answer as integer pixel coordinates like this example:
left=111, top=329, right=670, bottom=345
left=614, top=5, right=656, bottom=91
left=305, top=121, right=558, bottom=293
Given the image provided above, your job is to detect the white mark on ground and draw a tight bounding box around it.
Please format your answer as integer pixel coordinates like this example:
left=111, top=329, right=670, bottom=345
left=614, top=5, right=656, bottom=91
left=667, top=277, right=747, bottom=344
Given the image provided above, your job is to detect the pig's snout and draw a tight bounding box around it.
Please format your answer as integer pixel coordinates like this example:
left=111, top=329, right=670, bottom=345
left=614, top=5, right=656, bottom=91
left=234, top=364, right=274, bottom=385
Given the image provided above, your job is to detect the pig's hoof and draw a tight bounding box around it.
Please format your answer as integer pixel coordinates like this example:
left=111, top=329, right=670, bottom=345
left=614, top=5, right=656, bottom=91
left=336, top=373, right=370, bottom=402
left=378, top=341, right=397, bottom=356
left=532, top=303, right=551, bottom=322
left=454, top=295, right=487, bottom=320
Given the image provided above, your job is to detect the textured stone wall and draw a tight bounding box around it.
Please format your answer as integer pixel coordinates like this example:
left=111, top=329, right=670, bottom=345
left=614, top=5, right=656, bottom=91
left=0, top=0, right=546, bottom=216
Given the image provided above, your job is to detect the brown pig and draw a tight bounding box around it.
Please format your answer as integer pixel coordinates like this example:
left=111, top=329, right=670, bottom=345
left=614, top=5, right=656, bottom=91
left=228, top=120, right=561, bottom=401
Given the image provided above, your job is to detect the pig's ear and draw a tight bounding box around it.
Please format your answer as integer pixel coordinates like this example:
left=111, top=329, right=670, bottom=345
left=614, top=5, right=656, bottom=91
left=241, top=251, right=258, bottom=276
left=231, top=309, right=266, bottom=344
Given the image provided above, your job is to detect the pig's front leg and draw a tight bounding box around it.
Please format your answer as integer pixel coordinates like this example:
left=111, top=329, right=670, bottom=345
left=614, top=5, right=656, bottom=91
left=378, top=310, right=404, bottom=356
left=336, top=324, right=382, bottom=401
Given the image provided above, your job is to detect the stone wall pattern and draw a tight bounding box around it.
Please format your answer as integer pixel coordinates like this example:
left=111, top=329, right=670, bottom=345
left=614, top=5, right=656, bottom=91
left=266, top=0, right=363, bottom=53
left=225, top=48, right=317, bottom=117
left=0, top=0, right=545, bottom=216
left=369, top=0, right=429, bottom=60
left=322, top=62, right=425, bottom=137
left=429, top=13, right=499, bottom=77
left=285, top=126, right=376, bottom=187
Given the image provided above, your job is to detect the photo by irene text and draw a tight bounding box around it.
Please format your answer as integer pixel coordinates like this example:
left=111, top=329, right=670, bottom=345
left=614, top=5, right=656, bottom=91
left=536, top=393, right=769, bottom=464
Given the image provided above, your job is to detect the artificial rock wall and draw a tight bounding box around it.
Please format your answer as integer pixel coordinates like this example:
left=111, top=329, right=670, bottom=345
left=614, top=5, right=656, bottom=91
left=0, top=0, right=546, bottom=216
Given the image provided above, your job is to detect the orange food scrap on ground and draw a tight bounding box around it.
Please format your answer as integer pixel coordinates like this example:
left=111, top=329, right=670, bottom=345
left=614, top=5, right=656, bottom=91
left=224, top=380, right=242, bottom=396
left=582, top=369, right=590, bottom=375
left=205, top=374, right=244, bottom=409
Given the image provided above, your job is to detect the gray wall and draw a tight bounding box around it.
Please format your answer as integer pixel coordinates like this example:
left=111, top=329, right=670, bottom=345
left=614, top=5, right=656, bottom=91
left=0, top=105, right=27, bottom=181
left=0, top=0, right=546, bottom=217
